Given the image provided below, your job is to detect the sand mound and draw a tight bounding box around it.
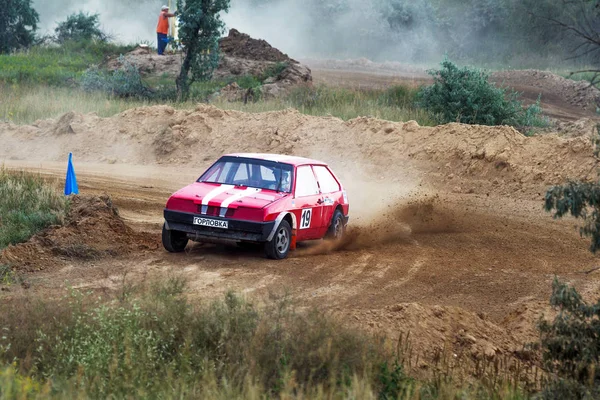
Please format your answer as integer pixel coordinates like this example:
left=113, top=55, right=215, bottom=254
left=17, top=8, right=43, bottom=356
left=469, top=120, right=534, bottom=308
left=0, top=105, right=595, bottom=199
left=492, top=69, right=600, bottom=111
left=0, top=195, right=159, bottom=273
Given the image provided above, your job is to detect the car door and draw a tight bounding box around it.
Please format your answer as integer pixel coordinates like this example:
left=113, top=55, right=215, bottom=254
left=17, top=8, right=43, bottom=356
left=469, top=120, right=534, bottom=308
left=293, top=165, right=324, bottom=240
left=312, top=165, right=342, bottom=236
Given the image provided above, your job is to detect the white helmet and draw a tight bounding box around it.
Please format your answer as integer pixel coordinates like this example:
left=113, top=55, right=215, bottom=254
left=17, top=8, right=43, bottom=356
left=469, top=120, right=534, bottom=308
left=161, top=5, right=169, bottom=10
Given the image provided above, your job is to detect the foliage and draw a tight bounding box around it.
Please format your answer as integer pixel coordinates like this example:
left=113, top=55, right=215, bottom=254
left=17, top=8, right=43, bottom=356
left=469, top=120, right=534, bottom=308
left=545, top=180, right=600, bottom=253
left=0, top=0, right=39, bottom=54
left=175, top=0, right=231, bottom=101
left=0, top=264, right=17, bottom=286
left=418, top=59, right=548, bottom=128
left=539, top=279, right=600, bottom=399
left=0, top=169, right=67, bottom=250
left=378, top=360, right=415, bottom=399
left=545, top=124, right=600, bottom=252
left=81, top=56, right=152, bottom=99
left=0, top=281, right=533, bottom=398
left=0, top=283, right=391, bottom=398
left=0, top=41, right=136, bottom=86
left=54, top=12, right=108, bottom=44
left=523, top=0, right=600, bottom=87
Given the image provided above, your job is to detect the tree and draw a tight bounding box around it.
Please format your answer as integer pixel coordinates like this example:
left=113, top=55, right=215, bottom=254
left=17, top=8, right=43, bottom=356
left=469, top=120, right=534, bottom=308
left=525, top=0, right=600, bottom=87
left=54, top=12, right=108, bottom=44
left=175, top=0, right=231, bottom=101
left=538, top=278, right=600, bottom=399
left=0, top=0, right=39, bottom=54
left=545, top=125, right=600, bottom=253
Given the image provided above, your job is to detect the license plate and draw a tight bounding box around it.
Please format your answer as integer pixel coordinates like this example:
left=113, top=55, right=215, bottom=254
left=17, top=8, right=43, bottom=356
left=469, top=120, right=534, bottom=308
left=193, top=217, right=228, bottom=229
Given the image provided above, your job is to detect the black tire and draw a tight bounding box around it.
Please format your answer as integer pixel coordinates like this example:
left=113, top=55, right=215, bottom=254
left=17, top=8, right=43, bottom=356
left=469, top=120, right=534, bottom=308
left=325, top=210, right=346, bottom=240
left=162, top=224, right=188, bottom=253
left=264, top=220, right=292, bottom=259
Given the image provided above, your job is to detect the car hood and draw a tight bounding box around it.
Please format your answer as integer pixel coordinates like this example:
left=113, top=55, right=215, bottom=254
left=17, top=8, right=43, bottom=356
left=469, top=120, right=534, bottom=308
left=172, top=182, right=288, bottom=210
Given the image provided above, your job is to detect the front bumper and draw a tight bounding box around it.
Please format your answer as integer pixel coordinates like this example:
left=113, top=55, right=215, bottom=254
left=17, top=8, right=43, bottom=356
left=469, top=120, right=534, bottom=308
left=164, top=209, right=275, bottom=243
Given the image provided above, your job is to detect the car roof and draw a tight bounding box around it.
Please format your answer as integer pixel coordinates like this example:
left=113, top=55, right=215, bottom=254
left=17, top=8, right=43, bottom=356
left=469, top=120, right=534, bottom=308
left=225, top=153, right=328, bottom=167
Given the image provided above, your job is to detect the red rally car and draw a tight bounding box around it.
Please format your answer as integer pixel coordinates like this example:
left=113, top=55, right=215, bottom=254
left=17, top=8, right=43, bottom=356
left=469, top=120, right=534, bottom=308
left=162, top=153, right=350, bottom=259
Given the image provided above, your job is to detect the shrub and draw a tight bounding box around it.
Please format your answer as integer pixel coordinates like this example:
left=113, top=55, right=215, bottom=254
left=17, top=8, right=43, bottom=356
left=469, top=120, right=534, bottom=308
left=55, top=12, right=108, bottom=44
left=418, top=59, right=548, bottom=128
left=539, top=279, right=600, bottom=399
left=81, top=57, right=153, bottom=99
left=0, top=169, right=67, bottom=249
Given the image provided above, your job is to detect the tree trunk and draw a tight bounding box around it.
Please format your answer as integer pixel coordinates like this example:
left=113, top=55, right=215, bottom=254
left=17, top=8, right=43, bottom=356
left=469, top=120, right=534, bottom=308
left=176, top=50, right=194, bottom=102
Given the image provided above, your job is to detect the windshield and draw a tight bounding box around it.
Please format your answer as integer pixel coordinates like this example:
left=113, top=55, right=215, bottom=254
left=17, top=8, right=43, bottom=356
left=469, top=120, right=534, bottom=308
left=199, top=157, right=294, bottom=193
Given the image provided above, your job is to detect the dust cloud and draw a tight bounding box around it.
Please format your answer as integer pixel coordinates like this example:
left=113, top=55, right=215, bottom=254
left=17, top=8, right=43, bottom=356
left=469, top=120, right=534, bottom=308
left=33, top=0, right=157, bottom=44
left=34, top=0, right=440, bottom=62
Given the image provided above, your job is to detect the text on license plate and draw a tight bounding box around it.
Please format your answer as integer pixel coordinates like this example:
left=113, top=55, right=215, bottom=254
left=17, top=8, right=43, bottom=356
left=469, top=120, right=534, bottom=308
left=193, top=217, right=228, bottom=229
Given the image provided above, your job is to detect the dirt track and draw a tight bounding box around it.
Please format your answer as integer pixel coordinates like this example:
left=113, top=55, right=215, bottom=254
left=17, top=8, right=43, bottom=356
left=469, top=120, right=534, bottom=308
left=1, top=66, right=600, bottom=369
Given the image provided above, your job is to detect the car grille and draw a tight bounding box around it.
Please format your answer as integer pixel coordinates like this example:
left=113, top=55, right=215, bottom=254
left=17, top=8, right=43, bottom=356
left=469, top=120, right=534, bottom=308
left=198, top=205, right=235, bottom=218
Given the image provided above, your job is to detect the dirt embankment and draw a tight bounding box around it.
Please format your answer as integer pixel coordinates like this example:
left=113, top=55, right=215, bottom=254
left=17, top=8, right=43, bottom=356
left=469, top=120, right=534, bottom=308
left=0, top=105, right=594, bottom=199
left=1, top=195, right=159, bottom=273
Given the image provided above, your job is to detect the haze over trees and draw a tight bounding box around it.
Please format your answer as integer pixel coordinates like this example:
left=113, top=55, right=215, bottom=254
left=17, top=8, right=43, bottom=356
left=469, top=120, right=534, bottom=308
left=26, top=0, right=600, bottom=66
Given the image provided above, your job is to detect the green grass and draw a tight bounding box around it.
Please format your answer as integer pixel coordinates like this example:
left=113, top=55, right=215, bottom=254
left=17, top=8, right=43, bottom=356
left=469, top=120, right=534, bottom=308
left=0, top=169, right=67, bottom=250
left=0, top=280, right=530, bottom=399
left=0, top=41, right=135, bottom=86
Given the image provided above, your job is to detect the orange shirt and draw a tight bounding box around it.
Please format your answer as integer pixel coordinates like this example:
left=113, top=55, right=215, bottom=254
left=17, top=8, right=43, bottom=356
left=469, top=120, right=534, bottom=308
left=157, top=11, right=169, bottom=34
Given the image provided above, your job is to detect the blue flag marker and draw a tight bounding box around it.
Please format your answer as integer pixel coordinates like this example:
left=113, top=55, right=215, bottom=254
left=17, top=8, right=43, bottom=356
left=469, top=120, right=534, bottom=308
left=64, top=152, right=79, bottom=196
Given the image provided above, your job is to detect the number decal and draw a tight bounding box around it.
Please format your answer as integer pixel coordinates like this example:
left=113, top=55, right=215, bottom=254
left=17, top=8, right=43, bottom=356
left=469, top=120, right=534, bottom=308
left=300, top=208, right=312, bottom=229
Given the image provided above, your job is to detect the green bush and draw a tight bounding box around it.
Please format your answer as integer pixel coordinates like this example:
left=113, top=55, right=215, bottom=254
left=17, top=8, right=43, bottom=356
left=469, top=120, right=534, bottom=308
left=539, top=279, right=600, bottom=399
left=0, top=169, right=67, bottom=249
left=418, top=59, right=549, bottom=128
left=55, top=12, right=107, bottom=44
left=81, top=57, right=153, bottom=99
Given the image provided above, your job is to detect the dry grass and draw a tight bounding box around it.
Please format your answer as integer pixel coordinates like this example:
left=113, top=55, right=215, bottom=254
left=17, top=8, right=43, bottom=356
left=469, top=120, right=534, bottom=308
left=1, top=83, right=434, bottom=126
left=0, top=85, right=181, bottom=124
left=0, top=279, right=530, bottom=399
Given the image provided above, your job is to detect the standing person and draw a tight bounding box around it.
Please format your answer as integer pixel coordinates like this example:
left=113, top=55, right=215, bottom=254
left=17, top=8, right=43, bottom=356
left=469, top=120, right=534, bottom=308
left=157, top=5, right=176, bottom=55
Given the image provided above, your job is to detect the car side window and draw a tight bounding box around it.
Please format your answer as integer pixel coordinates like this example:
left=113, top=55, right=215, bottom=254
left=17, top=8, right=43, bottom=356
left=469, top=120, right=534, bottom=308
left=313, top=166, right=340, bottom=194
left=295, top=166, right=320, bottom=197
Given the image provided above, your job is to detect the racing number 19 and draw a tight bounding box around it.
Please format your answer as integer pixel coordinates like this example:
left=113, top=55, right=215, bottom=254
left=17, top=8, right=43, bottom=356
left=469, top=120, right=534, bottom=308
left=300, top=208, right=312, bottom=229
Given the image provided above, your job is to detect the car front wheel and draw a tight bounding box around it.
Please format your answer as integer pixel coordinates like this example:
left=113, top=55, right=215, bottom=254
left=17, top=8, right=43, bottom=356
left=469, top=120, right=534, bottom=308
left=162, top=224, right=189, bottom=253
left=265, top=220, right=292, bottom=259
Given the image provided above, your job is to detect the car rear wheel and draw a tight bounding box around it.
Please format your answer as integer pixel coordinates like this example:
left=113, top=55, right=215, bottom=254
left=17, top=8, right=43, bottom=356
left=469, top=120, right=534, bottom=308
left=325, top=210, right=345, bottom=240
left=162, top=224, right=189, bottom=253
left=265, top=220, right=292, bottom=259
